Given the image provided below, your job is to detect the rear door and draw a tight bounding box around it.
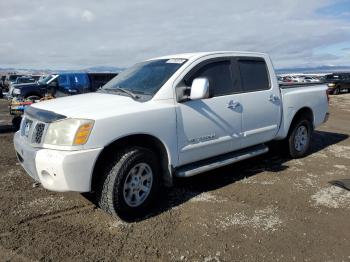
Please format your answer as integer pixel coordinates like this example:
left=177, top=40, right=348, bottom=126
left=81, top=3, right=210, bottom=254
left=237, top=57, right=281, bottom=148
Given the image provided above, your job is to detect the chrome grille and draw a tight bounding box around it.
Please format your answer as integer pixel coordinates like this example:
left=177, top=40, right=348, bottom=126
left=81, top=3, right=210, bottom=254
left=31, top=123, right=45, bottom=144
left=20, top=116, right=47, bottom=145
left=21, top=118, right=33, bottom=137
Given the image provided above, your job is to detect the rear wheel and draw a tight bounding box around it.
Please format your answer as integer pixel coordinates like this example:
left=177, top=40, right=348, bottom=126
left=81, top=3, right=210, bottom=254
left=95, top=147, right=160, bottom=220
left=287, top=118, right=312, bottom=158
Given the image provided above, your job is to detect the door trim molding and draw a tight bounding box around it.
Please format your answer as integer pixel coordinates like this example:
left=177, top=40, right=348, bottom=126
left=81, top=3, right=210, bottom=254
left=243, top=124, right=277, bottom=137
left=180, top=135, right=232, bottom=152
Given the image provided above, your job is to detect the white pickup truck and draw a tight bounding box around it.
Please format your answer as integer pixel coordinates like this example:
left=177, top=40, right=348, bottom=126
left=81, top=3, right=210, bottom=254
left=14, top=52, right=329, bottom=219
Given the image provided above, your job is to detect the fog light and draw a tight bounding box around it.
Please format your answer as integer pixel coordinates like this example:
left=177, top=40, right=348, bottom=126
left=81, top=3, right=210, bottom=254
left=41, top=170, right=54, bottom=185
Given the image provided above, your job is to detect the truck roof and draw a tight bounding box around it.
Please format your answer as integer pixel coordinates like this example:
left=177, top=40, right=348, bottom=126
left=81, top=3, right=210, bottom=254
left=150, top=51, right=267, bottom=61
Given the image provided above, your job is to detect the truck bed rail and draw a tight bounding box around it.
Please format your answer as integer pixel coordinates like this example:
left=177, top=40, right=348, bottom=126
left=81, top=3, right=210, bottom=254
left=279, top=82, right=325, bottom=89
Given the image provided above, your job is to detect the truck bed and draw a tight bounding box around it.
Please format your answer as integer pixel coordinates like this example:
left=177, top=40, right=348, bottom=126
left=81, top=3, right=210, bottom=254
left=275, top=83, right=328, bottom=139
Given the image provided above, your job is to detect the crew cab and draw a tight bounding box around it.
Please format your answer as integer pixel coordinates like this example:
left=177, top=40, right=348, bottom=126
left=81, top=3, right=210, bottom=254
left=14, top=52, right=329, bottom=219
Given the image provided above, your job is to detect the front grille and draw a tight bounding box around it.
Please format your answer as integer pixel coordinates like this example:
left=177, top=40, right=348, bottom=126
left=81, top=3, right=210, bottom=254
left=32, top=123, right=45, bottom=144
left=21, top=118, right=33, bottom=137
left=20, top=116, right=46, bottom=145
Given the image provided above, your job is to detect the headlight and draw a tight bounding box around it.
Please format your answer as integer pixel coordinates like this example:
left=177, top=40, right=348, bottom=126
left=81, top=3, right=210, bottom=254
left=327, top=83, right=335, bottom=87
left=13, top=88, right=21, bottom=95
left=44, top=119, right=94, bottom=146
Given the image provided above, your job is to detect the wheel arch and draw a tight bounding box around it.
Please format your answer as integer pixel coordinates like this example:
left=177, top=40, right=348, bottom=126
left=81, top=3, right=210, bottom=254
left=288, top=107, right=314, bottom=135
left=91, top=133, right=173, bottom=191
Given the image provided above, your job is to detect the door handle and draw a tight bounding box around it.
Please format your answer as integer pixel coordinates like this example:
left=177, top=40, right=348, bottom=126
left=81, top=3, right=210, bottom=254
left=228, top=100, right=240, bottom=109
left=269, top=95, right=279, bottom=102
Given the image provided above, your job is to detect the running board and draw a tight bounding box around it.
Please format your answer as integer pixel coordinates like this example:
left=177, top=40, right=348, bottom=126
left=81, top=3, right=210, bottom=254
left=175, top=144, right=268, bottom=177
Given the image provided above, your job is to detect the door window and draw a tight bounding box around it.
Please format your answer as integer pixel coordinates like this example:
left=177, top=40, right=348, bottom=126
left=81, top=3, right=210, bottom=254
left=186, top=60, right=237, bottom=97
left=238, top=59, right=270, bottom=92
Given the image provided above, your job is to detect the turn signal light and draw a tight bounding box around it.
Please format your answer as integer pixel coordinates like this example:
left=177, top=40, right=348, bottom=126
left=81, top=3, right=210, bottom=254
left=73, top=123, right=94, bottom=145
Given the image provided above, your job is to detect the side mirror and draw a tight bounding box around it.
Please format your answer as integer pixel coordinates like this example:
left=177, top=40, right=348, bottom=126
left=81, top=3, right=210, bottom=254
left=190, top=78, right=209, bottom=100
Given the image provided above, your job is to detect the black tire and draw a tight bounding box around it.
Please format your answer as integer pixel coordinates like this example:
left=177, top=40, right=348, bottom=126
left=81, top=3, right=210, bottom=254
left=12, top=116, right=22, bottom=131
left=95, top=147, right=160, bottom=220
left=287, top=118, right=312, bottom=158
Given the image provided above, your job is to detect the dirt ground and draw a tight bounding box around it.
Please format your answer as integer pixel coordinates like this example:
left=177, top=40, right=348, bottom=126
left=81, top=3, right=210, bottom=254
left=0, top=94, right=349, bottom=262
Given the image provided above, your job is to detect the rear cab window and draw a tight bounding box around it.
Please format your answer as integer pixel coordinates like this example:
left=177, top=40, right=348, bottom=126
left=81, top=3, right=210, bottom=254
left=237, top=58, right=270, bottom=92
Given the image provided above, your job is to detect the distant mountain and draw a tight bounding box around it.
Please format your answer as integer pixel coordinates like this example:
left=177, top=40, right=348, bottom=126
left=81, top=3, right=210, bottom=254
left=1, top=64, right=349, bottom=75
left=83, top=66, right=124, bottom=73
left=276, top=65, right=350, bottom=74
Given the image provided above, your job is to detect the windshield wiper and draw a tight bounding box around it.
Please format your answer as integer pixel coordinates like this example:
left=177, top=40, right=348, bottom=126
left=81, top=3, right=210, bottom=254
left=104, top=87, right=140, bottom=99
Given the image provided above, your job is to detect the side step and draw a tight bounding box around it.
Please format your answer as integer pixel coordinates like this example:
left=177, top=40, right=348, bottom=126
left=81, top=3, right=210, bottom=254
left=175, top=144, right=268, bottom=177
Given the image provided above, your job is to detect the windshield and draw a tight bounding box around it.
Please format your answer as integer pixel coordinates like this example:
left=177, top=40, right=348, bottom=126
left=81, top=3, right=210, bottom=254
left=100, top=58, right=187, bottom=96
left=17, top=77, right=34, bottom=83
left=38, top=75, right=55, bottom=85
left=9, top=75, right=19, bottom=81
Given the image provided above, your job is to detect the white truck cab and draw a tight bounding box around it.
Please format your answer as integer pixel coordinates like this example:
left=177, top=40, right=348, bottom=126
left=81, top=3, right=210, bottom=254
left=14, top=51, right=329, bottom=219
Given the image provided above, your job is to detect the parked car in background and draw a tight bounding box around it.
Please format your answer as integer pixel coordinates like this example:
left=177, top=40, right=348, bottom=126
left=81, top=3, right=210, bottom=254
left=9, top=72, right=118, bottom=100
left=277, top=76, right=284, bottom=84
left=325, top=73, right=350, bottom=95
left=304, top=76, right=320, bottom=83
left=0, top=76, right=6, bottom=97
left=3, top=74, right=23, bottom=91
left=291, top=76, right=305, bottom=83
left=9, top=72, right=118, bottom=130
left=14, top=51, right=329, bottom=219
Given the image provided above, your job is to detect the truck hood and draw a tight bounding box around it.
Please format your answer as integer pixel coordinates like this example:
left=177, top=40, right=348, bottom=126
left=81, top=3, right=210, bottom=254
left=30, top=92, right=151, bottom=120
left=12, top=82, right=40, bottom=89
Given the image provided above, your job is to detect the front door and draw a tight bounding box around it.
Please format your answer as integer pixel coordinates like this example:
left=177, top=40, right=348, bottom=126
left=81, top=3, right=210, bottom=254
left=176, top=59, right=242, bottom=166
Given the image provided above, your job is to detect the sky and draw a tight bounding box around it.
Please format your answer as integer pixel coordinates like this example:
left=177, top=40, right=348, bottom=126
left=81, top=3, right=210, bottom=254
left=0, top=0, right=350, bottom=69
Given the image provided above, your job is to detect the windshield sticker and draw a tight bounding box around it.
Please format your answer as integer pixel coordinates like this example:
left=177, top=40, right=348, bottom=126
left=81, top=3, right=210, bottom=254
left=166, top=58, right=186, bottom=64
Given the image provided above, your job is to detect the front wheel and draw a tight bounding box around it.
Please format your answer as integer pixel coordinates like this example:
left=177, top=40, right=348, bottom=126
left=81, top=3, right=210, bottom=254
left=287, top=118, right=312, bottom=158
left=96, top=147, right=160, bottom=220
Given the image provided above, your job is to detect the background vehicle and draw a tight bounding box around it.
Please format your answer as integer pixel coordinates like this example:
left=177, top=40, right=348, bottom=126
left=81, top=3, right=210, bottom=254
left=0, top=76, right=5, bottom=97
left=9, top=72, right=118, bottom=100
left=304, top=76, right=320, bottom=83
left=325, top=73, right=350, bottom=95
left=3, top=74, right=23, bottom=91
left=8, top=77, right=36, bottom=97
left=9, top=72, right=118, bottom=130
left=14, top=52, right=329, bottom=219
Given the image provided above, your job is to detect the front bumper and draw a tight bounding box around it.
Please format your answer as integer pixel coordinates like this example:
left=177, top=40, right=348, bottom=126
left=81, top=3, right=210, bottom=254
left=14, top=132, right=102, bottom=192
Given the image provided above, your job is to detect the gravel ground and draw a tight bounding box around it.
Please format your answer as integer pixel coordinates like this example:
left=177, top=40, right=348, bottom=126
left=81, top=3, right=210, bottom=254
left=0, top=94, right=349, bottom=261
